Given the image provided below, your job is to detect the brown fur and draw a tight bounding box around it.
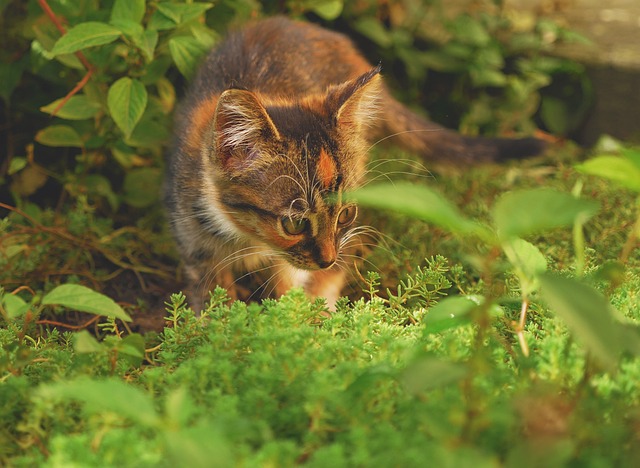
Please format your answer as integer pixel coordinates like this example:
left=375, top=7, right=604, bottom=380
left=164, top=17, right=545, bottom=311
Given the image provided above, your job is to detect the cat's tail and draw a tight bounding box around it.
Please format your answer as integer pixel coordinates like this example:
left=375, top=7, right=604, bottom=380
left=374, top=91, right=546, bottom=164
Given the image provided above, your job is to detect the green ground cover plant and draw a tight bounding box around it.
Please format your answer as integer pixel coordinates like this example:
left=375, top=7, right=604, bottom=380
left=1, top=0, right=639, bottom=466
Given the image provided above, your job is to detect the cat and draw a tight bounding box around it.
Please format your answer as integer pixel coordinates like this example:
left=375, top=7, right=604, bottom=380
left=164, top=16, right=545, bottom=311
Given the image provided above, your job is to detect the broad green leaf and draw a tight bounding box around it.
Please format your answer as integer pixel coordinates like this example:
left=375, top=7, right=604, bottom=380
left=164, top=387, right=198, bottom=427
left=122, top=167, right=162, bottom=208
left=492, top=188, right=599, bottom=240
left=539, top=274, right=624, bottom=371
left=402, top=356, right=468, bottom=394
left=42, top=284, right=132, bottom=322
left=352, top=17, right=392, bottom=48
left=110, top=0, right=146, bottom=24
left=425, top=295, right=503, bottom=334
left=169, top=36, right=208, bottom=79
left=40, top=95, right=101, bottom=120
left=51, top=22, right=121, bottom=55
left=35, top=125, right=83, bottom=148
left=540, top=96, right=571, bottom=135
left=8, top=157, right=27, bottom=175
left=74, top=330, right=103, bottom=353
left=118, top=334, right=145, bottom=359
left=349, top=182, right=489, bottom=237
left=576, top=155, right=640, bottom=192
left=312, top=0, right=343, bottom=20
left=452, top=15, right=490, bottom=46
left=108, top=77, right=148, bottom=138
left=83, top=174, right=119, bottom=211
left=157, top=2, right=213, bottom=25
left=0, top=61, right=23, bottom=103
left=1, top=293, right=29, bottom=319
left=38, top=378, right=160, bottom=427
left=502, top=238, right=547, bottom=296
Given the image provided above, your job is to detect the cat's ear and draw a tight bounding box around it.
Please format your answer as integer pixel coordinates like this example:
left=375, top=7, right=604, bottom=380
left=213, top=89, right=280, bottom=171
left=325, top=66, right=382, bottom=133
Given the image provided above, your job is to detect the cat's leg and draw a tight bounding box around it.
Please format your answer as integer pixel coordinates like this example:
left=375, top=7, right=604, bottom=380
left=184, top=260, right=237, bottom=314
left=305, top=268, right=347, bottom=311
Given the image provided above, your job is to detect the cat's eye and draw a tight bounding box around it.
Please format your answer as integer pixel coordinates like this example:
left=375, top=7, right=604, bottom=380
left=337, top=206, right=357, bottom=227
left=281, top=217, right=309, bottom=236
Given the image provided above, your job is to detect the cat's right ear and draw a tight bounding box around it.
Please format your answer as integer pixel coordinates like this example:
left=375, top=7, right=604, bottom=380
left=213, top=89, right=280, bottom=171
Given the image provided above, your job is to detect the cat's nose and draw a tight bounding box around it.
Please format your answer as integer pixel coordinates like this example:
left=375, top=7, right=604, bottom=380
left=317, top=258, right=335, bottom=269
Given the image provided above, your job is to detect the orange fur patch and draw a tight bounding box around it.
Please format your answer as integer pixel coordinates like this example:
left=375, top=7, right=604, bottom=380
left=184, top=94, right=219, bottom=154
left=317, top=148, right=336, bottom=188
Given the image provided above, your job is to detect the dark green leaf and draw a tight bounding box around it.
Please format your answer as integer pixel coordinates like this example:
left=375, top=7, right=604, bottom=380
left=539, top=274, right=625, bottom=371
left=108, top=77, right=148, bottom=138
left=492, top=188, right=599, bottom=240
left=51, top=22, right=121, bottom=55
left=122, top=167, right=162, bottom=208
left=42, top=284, right=132, bottom=322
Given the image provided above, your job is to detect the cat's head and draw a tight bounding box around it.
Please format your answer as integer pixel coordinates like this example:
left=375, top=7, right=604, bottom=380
left=204, top=67, right=381, bottom=270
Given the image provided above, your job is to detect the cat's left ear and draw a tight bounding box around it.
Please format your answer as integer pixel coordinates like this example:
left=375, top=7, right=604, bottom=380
left=213, top=89, right=280, bottom=172
left=325, top=65, right=382, bottom=133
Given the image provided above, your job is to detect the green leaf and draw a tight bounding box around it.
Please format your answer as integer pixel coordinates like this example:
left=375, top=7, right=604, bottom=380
left=352, top=17, right=392, bottom=48
left=108, top=77, right=148, bottom=138
left=40, top=95, right=101, bottom=120
left=35, top=125, right=84, bottom=148
left=122, top=167, right=162, bottom=208
left=492, top=188, right=599, bottom=240
left=425, top=295, right=503, bottom=334
left=169, top=36, right=208, bottom=79
left=110, top=0, right=146, bottom=24
left=402, top=356, right=468, bottom=394
left=156, top=2, right=213, bottom=25
left=2, top=293, right=30, bottom=319
left=51, top=22, right=121, bottom=55
left=349, top=182, right=489, bottom=238
left=576, top=155, right=640, bottom=192
left=38, top=377, right=160, bottom=427
left=502, top=238, right=547, bottom=297
left=8, top=157, right=27, bottom=175
left=539, top=274, right=625, bottom=371
left=0, top=61, right=24, bottom=103
left=312, top=0, right=343, bottom=20
left=118, top=334, right=145, bottom=359
left=540, top=96, right=571, bottom=135
left=74, top=330, right=104, bottom=354
left=42, top=284, right=132, bottom=322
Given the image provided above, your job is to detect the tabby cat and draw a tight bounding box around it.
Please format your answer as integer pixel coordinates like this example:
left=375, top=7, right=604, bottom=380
left=164, top=17, right=544, bottom=310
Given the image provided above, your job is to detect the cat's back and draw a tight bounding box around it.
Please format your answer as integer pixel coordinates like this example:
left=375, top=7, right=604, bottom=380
left=188, top=17, right=371, bottom=99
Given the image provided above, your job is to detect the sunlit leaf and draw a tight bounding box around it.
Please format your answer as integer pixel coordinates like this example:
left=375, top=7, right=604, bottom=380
left=110, top=0, right=146, bottom=24
left=42, top=284, right=131, bottom=322
left=107, top=77, right=148, bottom=138
left=169, top=36, right=208, bottom=79
left=492, top=188, right=599, bottom=240
left=40, top=95, right=101, bottom=120
left=51, top=22, right=121, bottom=55
left=425, top=295, right=503, bottom=334
left=502, top=238, right=547, bottom=296
left=35, top=125, right=83, bottom=148
left=576, top=155, right=640, bottom=192
left=73, top=330, right=103, bottom=354
left=349, top=182, right=490, bottom=238
left=38, top=377, right=160, bottom=427
left=1, top=293, right=30, bottom=319
left=402, top=356, right=468, bottom=394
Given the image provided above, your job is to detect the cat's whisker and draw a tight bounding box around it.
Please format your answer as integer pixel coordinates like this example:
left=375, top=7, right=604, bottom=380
left=366, top=128, right=442, bottom=153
